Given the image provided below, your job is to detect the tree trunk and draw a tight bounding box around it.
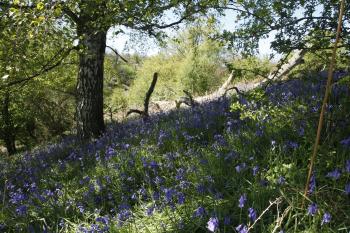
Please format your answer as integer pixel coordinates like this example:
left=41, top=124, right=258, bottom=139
left=1, top=91, right=17, bottom=155
left=76, top=30, right=107, bottom=139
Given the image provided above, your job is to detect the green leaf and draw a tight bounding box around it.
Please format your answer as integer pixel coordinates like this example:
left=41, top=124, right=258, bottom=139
left=37, top=2, right=45, bottom=11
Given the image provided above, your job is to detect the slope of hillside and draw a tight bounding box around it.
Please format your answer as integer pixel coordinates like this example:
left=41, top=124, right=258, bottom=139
left=0, top=72, right=349, bottom=233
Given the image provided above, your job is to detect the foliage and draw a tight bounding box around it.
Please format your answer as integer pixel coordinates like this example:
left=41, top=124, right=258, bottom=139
left=226, top=56, right=272, bottom=81
left=128, top=19, right=229, bottom=106
left=0, top=5, right=76, bottom=152
left=222, top=0, right=350, bottom=54
left=0, top=72, right=349, bottom=232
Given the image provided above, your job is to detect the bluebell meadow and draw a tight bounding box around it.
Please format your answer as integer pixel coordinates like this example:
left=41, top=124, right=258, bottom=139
left=0, top=72, right=349, bottom=232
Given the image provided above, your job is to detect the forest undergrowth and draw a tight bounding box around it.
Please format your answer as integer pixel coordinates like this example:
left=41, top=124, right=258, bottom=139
left=0, top=71, right=349, bottom=233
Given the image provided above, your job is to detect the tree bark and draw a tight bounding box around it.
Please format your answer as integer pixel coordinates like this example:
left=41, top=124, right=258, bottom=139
left=1, top=91, right=16, bottom=155
left=76, top=30, right=107, bottom=139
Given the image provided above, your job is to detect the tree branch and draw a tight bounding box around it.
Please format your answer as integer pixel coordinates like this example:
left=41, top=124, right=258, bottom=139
left=62, top=5, right=81, bottom=24
left=143, top=72, right=158, bottom=116
left=106, top=45, right=128, bottom=63
left=126, top=73, right=158, bottom=119
left=1, top=47, right=75, bottom=89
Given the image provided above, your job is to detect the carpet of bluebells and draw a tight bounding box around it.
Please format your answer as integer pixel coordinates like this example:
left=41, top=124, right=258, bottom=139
left=0, top=71, right=350, bottom=233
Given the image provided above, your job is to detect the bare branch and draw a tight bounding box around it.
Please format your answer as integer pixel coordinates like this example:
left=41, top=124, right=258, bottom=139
left=143, top=72, right=158, bottom=116
left=126, top=73, right=158, bottom=119
left=106, top=45, right=128, bottom=63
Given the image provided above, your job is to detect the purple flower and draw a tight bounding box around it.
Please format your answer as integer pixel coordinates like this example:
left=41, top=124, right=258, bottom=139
left=193, top=206, right=206, bottom=218
left=149, top=160, right=159, bottom=170
left=238, top=194, right=247, bottom=208
left=164, top=188, right=174, bottom=202
left=224, top=216, right=231, bottom=225
left=326, top=169, right=341, bottom=180
left=77, top=204, right=85, bottom=213
left=152, top=191, right=160, bottom=201
left=277, top=176, right=286, bottom=185
left=146, top=206, right=154, bottom=216
left=345, top=160, right=350, bottom=173
left=197, top=184, right=206, bottom=194
left=297, top=127, right=305, bottom=136
left=236, top=163, right=246, bottom=173
left=286, top=141, right=299, bottom=149
left=207, top=217, right=219, bottom=232
left=308, top=173, right=316, bottom=194
left=340, top=137, right=350, bottom=148
left=118, top=209, right=132, bottom=222
left=236, top=224, right=248, bottom=233
left=105, top=147, right=116, bottom=160
left=177, top=192, right=185, bottom=205
left=307, top=203, right=318, bottom=216
left=16, top=205, right=27, bottom=216
left=9, top=191, right=26, bottom=204
left=248, top=208, right=257, bottom=221
left=345, top=183, right=350, bottom=195
left=252, top=166, right=259, bottom=176
left=321, top=212, right=331, bottom=225
left=96, top=216, right=109, bottom=225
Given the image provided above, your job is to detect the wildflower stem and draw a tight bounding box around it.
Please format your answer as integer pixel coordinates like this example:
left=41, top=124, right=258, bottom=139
left=248, top=197, right=282, bottom=231
left=302, top=0, right=345, bottom=208
left=1, top=180, right=7, bottom=214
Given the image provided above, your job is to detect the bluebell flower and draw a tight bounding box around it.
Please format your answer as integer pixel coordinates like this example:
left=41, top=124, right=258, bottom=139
left=9, top=191, right=26, bottom=204
left=260, top=179, right=269, bottom=187
left=105, top=146, right=115, bottom=160
left=236, top=224, right=248, bottom=233
left=175, top=168, right=185, bottom=181
left=77, top=204, right=85, bottom=213
left=149, top=160, right=159, bottom=170
left=277, top=176, right=286, bottom=185
left=321, top=212, right=331, bottom=225
left=285, top=141, right=299, bottom=150
left=207, top=217, right=219, bottom=232
left=248, top=208, right=257, bottom=221
left=197, top=184, right=206, bottom=194
left=59, top=219, right=65, bottom=228
left=345, top=183, right=350, bottom=195
left=16, top=205, right=27, bottom=216
left=345, top=160, right=350, bottom=173
left=152, top=191, right=160, bottom=201
left=308, top=173, right=316, bottom=194
left=340, top=137, right=350, bottom=148
left=164, top=188, right=175, bottom=202
left=236, top=163, right=246, bottom=173
left=118, top=209, right=132, bottom=222
left=224, top=216, right=231, bottom=225
left=146, top=206, right=154, bottom=216
left=193, top=206, right=206, bottom=218
left=326, top=169, right=341, bottom=180
left=252, top=166, right=259, bottom=176
left=238, top=194, right=247, bottom=208
left=177, top=192, right=185, bottom=205
left=297, top=127, right=305, bottom=136
left=307, top=203, right=318, bottom=216
left=96, top=216, right=109, bottom=225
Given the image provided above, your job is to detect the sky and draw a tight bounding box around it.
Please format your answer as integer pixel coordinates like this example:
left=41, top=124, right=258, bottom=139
left=106, top=9, right=276, bottom=58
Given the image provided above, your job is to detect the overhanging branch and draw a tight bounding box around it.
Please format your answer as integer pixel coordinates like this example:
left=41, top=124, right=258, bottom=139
left=1, top=47, right=75, bottom=89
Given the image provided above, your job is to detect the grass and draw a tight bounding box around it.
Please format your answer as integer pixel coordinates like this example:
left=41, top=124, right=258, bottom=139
left=0, top=71, right=349, bottom=233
